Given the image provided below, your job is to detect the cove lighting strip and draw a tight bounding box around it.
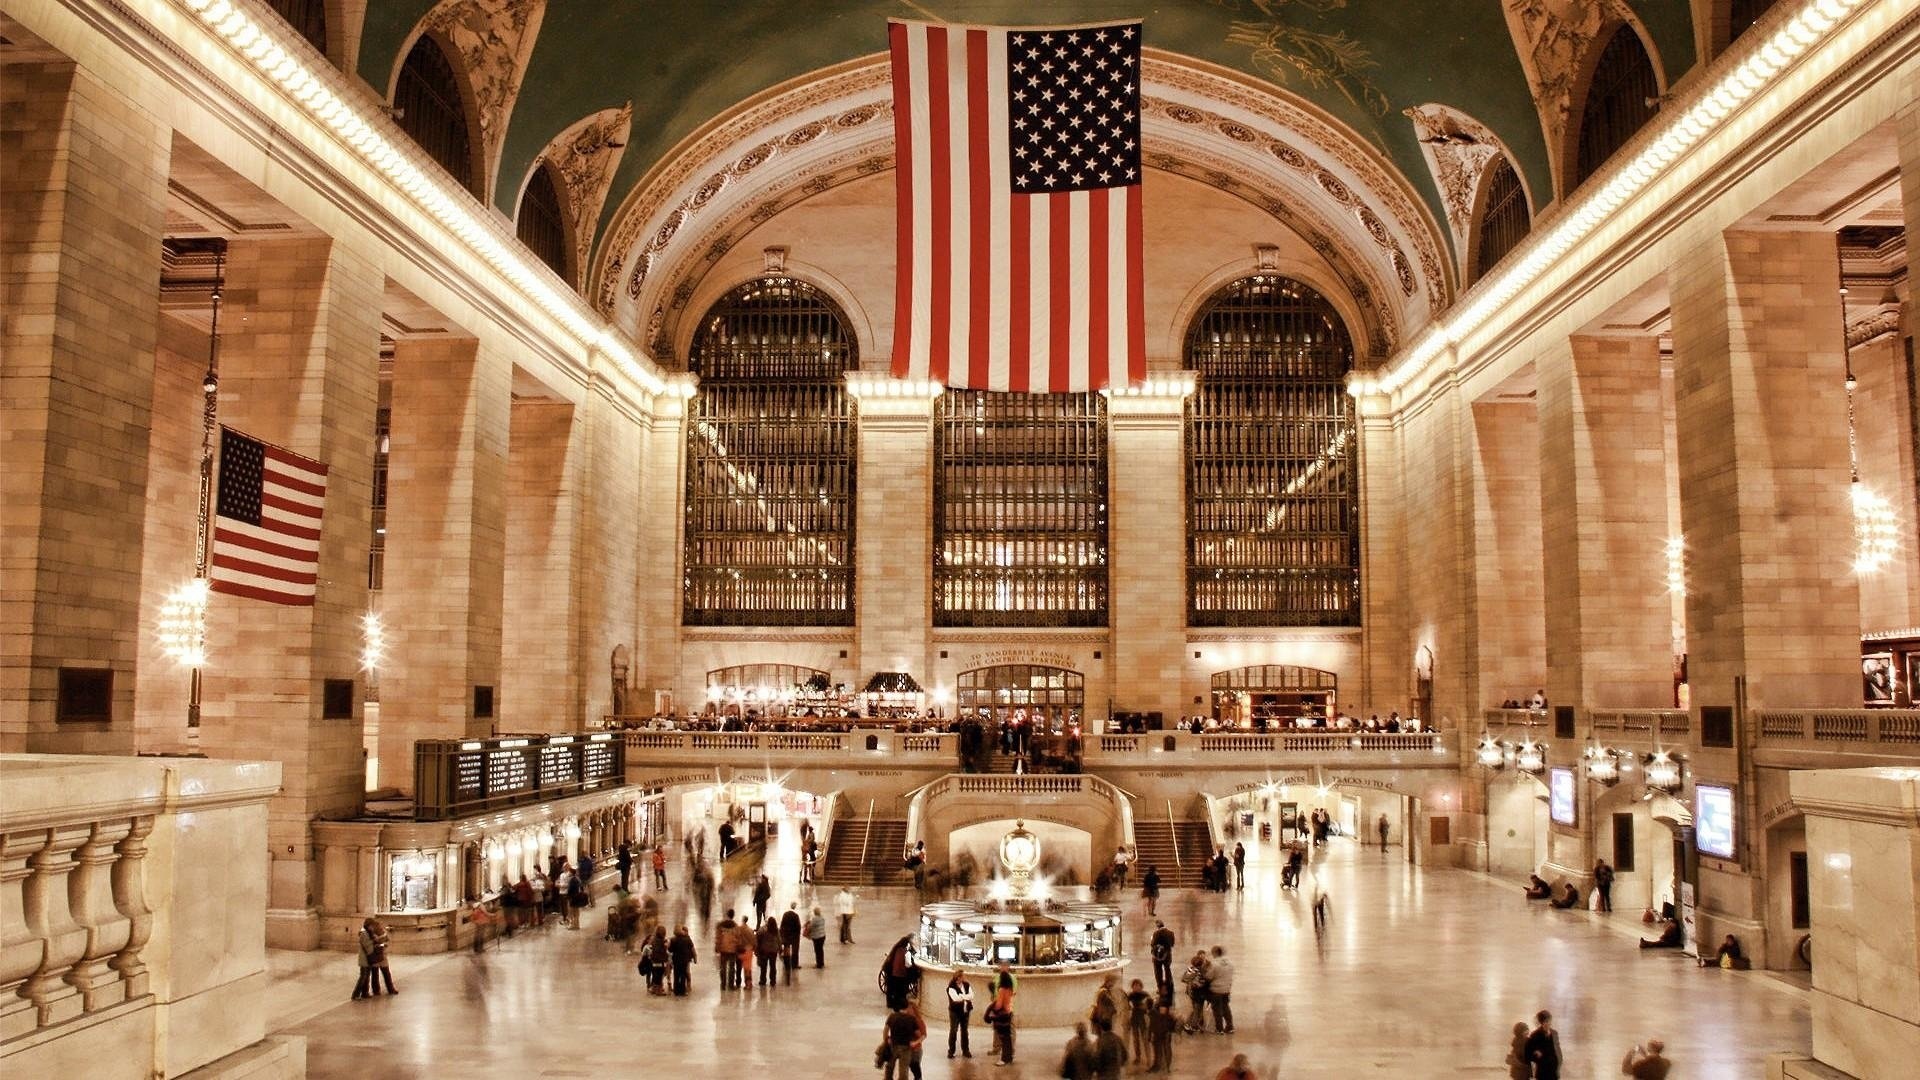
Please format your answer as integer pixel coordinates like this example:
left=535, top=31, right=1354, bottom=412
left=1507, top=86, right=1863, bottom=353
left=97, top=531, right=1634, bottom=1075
left=1354, top=0, right=1872, bottom=401
left=176, top=0, right=666, bottom=396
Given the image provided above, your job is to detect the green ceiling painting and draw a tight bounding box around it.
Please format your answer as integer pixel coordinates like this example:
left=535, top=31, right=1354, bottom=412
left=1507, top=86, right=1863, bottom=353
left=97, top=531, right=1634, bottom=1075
left=356, top=1, right=1699, bottom=263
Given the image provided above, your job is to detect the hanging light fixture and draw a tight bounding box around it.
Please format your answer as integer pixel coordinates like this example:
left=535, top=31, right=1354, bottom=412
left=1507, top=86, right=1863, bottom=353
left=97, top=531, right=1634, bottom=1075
left=1513, top=739, right=1546, bottom=774
left=1664, top=536, right=1686, bottom=596
left=360, top=610, right=386, bottom=671
left=1583, top=739, right=1621, bottom=785
left=1838, top=249, right=1901, bottom=576
left=1643, top=749, right=1683, bottom=793
left=1475, top=731, right=1506, bottom=769
left=157, top=578, right=212, bottom=668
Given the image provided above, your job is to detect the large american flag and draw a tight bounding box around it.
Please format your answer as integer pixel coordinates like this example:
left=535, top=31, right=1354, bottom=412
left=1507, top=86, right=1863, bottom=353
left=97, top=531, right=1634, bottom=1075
left=210, top=427, right=327, bottom=606
left=889, top=19, right=1146, bottom=393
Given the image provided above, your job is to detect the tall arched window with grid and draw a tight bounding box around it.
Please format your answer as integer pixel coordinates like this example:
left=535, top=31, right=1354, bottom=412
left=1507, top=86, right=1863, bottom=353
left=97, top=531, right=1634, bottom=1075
left=935, top=392, right=1109, bottom=627
left=1185, top=276, right=1359, bottom=627
left=394, top=35, right=478, bottom=196
left=682, top=278, right=858, bottom=626
left=1573, top=25, right=1661, bottom=190
left=1471, top=156, right=1532, bottom=283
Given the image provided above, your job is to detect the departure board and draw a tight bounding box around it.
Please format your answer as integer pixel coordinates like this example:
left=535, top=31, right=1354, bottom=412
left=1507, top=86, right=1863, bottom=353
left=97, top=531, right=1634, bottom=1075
left=582, top=740, right=618, bottom=782
left=416, top=733, right=625, bottom=820
left=486, top=747, right=533, bottom=796
left=537, top=743, right=578, bottom=788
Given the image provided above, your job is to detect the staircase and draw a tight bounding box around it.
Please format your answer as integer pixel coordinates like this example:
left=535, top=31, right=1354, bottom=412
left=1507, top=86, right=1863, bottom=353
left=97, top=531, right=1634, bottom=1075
left=818, top=818, right=909, bottom=886
left=1131, top=819, right=1212, bottom=889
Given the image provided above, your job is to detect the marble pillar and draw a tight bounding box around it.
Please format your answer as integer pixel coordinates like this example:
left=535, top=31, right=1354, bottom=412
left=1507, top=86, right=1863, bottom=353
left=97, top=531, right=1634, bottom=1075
left=198, top=235, right=382, bottom=948
left=1356, top=404, right=1409, bottom=716
left=1469, top=401, right=1546, bottom=708
left=1538, top=335, right=1674, bottom=708
left=634, top=383, right=687, bottom=704
left=851, top=385, right=938, bottom=688
left=574, top=370, right=646, bottom=722
left=0, top=62, right=169, bottom=754
left=501, top=398, right=580, bottom=732
left=381, top=337, right=509, bottom=785
left=1107, top=390, right=1190, bottom=723
left=1786, top=767, right=1920, bottom=1078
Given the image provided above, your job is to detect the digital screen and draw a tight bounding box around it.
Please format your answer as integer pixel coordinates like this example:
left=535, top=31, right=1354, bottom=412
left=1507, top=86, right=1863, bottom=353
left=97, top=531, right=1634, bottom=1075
left=1549, top=767, right=1576, bottom=826
left=1696, top=784, right=1736, bottom=859
left=995, top=944, right=1018, bottom=961
left=453, top=755, right=485, bottom=799
left=537, top=744, right=578, bottom=788
left=583, top=742, right=618, bottom=782
left=486, top=748, right=532, bottom=796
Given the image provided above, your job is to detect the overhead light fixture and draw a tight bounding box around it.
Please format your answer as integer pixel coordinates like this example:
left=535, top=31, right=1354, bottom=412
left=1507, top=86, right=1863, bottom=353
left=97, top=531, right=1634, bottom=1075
left=1644, top=750, right=1683, bottom=793
left=157, top=578, right=212, bottom=669
left=1475, top=732, right=1505, bottom=769
left=1513, top=740, right=1546, bottom=774
left=1583, top=739, right=1621, bottom=785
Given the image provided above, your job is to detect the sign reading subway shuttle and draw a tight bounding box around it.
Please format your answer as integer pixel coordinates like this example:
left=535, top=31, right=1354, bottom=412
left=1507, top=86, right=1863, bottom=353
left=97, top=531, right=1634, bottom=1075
left=414, top=732, right=625, bottom=820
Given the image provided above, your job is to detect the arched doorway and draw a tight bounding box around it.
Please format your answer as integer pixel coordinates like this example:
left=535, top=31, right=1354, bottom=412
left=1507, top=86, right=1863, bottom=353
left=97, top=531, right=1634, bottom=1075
left=705, top=663, right=835, bottom=717
left=1592, top=783, right=1683, bottom=916
left=1209, top=664, right=1337, bottom=728
left=1765, top=813, right=1810, bottom=971
left=955, top=665, right=1085, bottom=730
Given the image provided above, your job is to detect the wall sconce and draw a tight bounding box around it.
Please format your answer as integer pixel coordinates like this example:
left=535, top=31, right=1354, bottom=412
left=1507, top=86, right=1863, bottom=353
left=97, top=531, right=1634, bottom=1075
left=1643, top=750, right=1683, bottom=793
left=1513, top=740, right=1546, bottom=774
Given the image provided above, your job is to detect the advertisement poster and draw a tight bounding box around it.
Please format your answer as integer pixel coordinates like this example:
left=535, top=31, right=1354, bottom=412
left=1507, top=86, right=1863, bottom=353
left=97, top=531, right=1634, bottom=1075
left=1696, top=784, right=1736, bottom=860
left=1680, top=881, right=1699, bottom=958
left=1549, top=767, right=1576, bottom=826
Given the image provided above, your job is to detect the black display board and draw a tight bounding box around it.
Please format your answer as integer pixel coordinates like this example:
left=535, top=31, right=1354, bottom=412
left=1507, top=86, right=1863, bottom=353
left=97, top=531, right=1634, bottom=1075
left=415, top=733, right=625, bottom=820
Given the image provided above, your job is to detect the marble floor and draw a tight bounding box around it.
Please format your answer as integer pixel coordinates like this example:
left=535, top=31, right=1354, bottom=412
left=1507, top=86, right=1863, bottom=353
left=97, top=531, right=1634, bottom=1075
left=277, top=837, right=1810, bottom=1078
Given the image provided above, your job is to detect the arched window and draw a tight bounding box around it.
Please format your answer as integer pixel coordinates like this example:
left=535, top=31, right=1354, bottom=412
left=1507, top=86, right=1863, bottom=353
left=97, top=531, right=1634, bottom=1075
left=683, top=278, right=857, bottom=626
left=1729, top=0, right=1782, bottom=45
left=1471, top=157, right=1531, bottom=282
left=516, top=162, right=570, bottom=282
left=935, top=391, right=1109, bottom=627
left=265, top=0, right=327, bottom=55
left=1573, top=25, right=1661, bottom=189
left=1184, top=276, right=1358, bottom=627
left=394, top=35, right=477, bottom=196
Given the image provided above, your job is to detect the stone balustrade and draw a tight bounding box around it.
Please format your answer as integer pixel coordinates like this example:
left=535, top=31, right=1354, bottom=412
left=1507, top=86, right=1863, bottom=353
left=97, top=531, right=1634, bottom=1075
left=0, top=754, right=293, bottom=1080
left=1754, top=708, right=1920, bottom=749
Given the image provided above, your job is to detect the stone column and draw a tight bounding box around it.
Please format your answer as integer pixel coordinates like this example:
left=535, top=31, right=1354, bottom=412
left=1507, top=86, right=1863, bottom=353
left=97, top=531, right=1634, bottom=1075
left=1107, top=385, right=1191, bottom=723
left=574, top=369, right=646, bottom=723
left=1392, top=371, right=1477, bottom=725
left=1470, top=401, right=1545, bottom=708
left=380, top=337, right=509, bottom=784
left=1538, top=334, right=1674, bottom=708
left=1784, top=768, right=1920, bottom=1079
left=634, top=380, right=689, bottom=705
left=1355, top=399, right=1408, bottom=716
left=500, top=398, right=580, bottom=732
left=1671, top=228, right=1860, bottom=957
left=849, top=381, right=940, bottom=687
left=198, top=235, right=383, bottom=948
left=0, top=62, right=169, bottom=754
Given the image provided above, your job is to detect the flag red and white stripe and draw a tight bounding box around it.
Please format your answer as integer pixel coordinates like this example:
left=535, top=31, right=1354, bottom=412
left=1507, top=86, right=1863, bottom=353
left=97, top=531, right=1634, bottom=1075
left=210, top=427, right=327, bottom=606
left=889, top=19, right=1147, bottom=392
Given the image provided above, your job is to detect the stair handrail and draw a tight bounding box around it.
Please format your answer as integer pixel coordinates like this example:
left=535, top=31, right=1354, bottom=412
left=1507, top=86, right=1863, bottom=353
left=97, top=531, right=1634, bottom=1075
left=858, top=798, right=875, bottom=869
left=815, top=790, right=846, bottom=873
left=1167, top=799, right=1182, bottom=870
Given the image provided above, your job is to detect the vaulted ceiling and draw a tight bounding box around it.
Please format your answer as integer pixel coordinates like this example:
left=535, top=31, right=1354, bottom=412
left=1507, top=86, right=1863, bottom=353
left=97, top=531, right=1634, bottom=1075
left=355, top=0, right=1702, bottom=348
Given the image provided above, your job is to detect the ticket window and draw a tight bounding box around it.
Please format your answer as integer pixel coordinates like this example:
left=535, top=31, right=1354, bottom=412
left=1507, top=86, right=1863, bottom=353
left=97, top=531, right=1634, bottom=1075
left=989, top=926, right=1024, bottom=965
left=1062, top=920, right=1117, bottom=962
left=388, top=850, right=440, bottom=913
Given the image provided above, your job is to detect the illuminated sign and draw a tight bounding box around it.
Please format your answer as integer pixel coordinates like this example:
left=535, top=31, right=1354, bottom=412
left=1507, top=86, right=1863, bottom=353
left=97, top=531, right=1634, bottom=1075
left=1696, top=784, right=1736, bottom=859
left=1549, top=767, right=1576, bottom=826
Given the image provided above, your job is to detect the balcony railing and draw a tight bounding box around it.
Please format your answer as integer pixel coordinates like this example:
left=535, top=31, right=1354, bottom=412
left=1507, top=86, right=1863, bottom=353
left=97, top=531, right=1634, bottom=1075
left=622, top=728, right=1456, bottom=767
left=1753, top=709, right=1920, bottom=747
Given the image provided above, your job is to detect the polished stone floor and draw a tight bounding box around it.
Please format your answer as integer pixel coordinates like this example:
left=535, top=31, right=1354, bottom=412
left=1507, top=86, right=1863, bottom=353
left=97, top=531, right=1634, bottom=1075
left=276, top=836, right=1810, bottom=1078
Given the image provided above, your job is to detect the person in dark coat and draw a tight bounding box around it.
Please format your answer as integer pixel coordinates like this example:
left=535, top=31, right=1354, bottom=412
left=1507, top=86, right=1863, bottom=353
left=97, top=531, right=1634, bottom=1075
left=1149, top=920, right=1176, bottom=991
left=667, top=924, right=695, bottom=996
left=1524, top=1010, right=1563, bottom=1080
left=755, top=918, right=781, bottom=986
left=1141, top=864, right=1161, bottom=916
left=752, top=873, right=773, bottom=925
left=616, top=841, right=633, bottom=891
left=779, top=902, right=803, bottom=984
left=880, top=935, right=917, bottom=1009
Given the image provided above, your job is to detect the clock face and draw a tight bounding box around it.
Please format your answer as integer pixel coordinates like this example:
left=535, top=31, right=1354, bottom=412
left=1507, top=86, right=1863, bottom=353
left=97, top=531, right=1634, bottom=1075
left=1001, top=832, right=1038, bottom=871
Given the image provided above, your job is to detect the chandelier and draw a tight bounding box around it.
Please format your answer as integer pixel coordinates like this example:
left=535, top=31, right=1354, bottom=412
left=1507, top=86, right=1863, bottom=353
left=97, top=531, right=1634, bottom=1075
left=360, top=610, right=386, bottom=671
left=1839, top=257, right=1901, bottom=576
left=1474, top=732, right=1505, bottom=769
left=157, top=578, right=212, bottom=668
left=1582, top=739, right=1621, bottom=785
left=1513, top=740, right=1546, bottom=774
left=1643, top=750, right=1683, bottom=793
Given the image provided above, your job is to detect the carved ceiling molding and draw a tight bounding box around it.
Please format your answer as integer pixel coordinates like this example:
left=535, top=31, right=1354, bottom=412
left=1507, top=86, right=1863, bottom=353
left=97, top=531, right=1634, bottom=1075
left=529, top=103, right=632, bottom=287
left=592, top=51, right=1449, bottom=364
left=1848, top=308, right=1903, bottom=348
left=414, top=0, right=546, bottom=203
left=1402, top=104, right=1507, bottom=276
left=1501, top=0, right=1638, bottom=191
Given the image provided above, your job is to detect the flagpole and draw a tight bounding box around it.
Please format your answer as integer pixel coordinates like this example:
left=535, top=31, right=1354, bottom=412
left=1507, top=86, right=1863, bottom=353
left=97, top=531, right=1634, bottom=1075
left=189, top=244, right=225, bottom=730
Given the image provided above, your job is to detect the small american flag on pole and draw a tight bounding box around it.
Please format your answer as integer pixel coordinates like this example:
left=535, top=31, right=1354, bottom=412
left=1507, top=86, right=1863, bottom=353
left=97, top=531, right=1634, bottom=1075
left=889, top=19, right=1146, bottom=392
left=210, top=427, right=327, bottom=606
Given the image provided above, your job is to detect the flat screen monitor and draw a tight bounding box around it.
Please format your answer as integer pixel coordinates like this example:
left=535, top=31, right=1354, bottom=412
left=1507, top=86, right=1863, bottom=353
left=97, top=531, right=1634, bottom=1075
left=994, top=943, right=1018, bottom=962
left=1696, top=784, right=1736, bottom=859
left=1549, top=767, right=1576, bottom=826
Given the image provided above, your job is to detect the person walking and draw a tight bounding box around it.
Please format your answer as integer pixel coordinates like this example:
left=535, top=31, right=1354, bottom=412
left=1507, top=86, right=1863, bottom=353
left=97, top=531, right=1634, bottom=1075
left=1621, top=1038, right=1672, bottom=1079
left=946, top=970, right=974, bottom=1059
left=1524, top=1010, right=1563, bottom=1080
left=779, top=902, right=803, bottom=984
left=1231, top=843, right=1246, bottom=890
left=988, top=959, right=1017, bottom=1065
left=1377, top=812, right=1391, bottom=849
left=1093, top=1020, right=1128, bottom=1080
left=881, top=936, right=917, bottom=1008
left=752, top=873, right=772, bottom=926
left=1149, top=920, right=1175, bottom=992
left=1125, top=978, right=1152, bottom=1063
left=616, top=841, right=633, bottom=891
left=1060, top=1022, right=1097, bottom=1080
left=1205, top=945, right=1235, bottom=1034
left=1505, top=1021, right=1531, bottom=1079
left=804, top=905, right=828, bottom=968
left=1148, top=1002, right=1176, bottom=1073
left=755, top=917, right=780, bottom=987
left=1594, top=858, right=1615, bottom=913
left=667, top=924, right=696, bottom=996
left=1180, top=951, right=1211, bottom=1034
left=651, top=845, right=668, bottom=890
left=836, top=885, right=858, bottom=943
left=880, top=1001, right=924, bottom=1080
left=1141, top=864, right=1161, bottom=917
left=713, top=909, right=740, bottom=990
